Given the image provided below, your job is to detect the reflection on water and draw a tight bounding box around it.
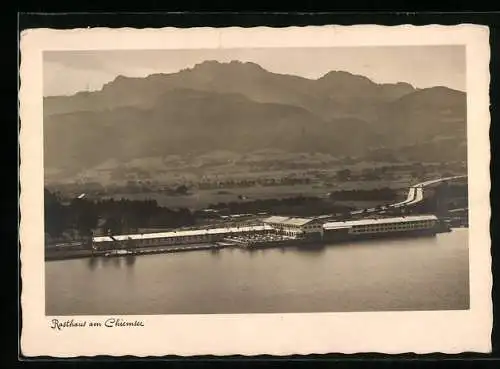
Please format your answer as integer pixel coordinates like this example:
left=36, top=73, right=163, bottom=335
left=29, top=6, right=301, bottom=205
left=85, top=255, right=137, bottom=270
left=47, top=230, right=469, bottom=315
left=287, top=245, right=326, bottom=256
left=112, top=257, right=121, bottom=268
left=125, top=255, right=136, bottom=266
left=87, top=257, right=97, bottom=270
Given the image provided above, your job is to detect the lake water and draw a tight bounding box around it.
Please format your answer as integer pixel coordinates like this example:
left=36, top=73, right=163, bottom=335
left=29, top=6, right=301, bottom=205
left=45, top=228, right=469, bottom=315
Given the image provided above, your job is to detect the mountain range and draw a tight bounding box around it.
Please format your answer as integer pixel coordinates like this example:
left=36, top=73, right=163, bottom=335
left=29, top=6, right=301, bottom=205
left=44, top=60, right=467, bottom=179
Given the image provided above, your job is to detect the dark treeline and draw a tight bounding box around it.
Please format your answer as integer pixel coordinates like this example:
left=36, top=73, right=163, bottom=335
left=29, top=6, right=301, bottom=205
left=441, top=183, right=468, bottom=199
left=198, top=177, right=312, bottom=190
left=434, top=182, right=469, bottom=210
left=44, top=189, right=195, bottom=239
left=208, top=196, right=353, bottom=217
left=328, top=187, right=399, bottom=201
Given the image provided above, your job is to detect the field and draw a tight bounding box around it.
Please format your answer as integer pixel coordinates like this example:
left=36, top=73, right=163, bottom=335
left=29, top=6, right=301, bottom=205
left=46, top=152, right=467, bottom=213
left=99, top=180, right=411, bottom=211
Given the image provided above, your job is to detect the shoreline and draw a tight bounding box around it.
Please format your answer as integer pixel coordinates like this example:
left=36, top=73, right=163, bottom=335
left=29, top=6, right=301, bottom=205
left=45, top=226, right=467, bottom=262
left=45, top=242, right=225, bottom=262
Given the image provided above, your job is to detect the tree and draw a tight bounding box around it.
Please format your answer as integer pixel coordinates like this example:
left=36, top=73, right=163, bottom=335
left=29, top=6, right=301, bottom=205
left=104, top=216, right=123, bottom=235
left=71, top=198, right=98, bottom=238
left=175, top=184, right=189, bottom=195
left=44, top=189, right=66, bottom=238
left=336, top=169, right=352, bottom=181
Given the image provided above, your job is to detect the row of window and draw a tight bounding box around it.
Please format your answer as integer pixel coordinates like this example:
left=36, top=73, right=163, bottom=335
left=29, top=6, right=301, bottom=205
left=273, top=224, right=319, bottom=230
left=138, top=236, right=210, bottom=244
left=104, top=231, right=275, bottom=245
left=351, top=221, right=435, bottom=233
left=303, top=225, right=320, bottom=230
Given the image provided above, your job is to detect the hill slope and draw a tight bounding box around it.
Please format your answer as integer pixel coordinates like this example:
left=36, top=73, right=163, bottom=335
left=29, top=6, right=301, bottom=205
left=43, top=61, right=467, bottom=180
left=45, top=89, right=379, bottom=173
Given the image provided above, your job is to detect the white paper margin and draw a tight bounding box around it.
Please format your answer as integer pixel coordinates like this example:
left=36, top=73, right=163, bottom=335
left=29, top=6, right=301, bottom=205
left=19, top=24, right=492, bottom=357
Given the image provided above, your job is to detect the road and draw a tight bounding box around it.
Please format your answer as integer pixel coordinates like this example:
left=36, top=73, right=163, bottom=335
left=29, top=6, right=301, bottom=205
left=336, top=175, right=466, bottom=218
left=390, top=175, right=466, bottom=209
left=356, top=175, right=467, bottom=215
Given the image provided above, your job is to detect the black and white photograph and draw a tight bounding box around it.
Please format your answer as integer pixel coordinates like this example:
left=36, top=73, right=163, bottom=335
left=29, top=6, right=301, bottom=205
left=42, top=45, right=470, bottom=315
left=20, top=25, right=491, bottom=356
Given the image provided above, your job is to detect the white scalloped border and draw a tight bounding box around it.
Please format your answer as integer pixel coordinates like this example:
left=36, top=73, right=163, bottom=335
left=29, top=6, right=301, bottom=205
left=19, top=24, right=492, bottom=357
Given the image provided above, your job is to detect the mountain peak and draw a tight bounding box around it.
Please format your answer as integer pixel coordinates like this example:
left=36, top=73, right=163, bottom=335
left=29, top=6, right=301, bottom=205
left=318, top=70, right=373, bottom=83
left=383, top=81, right=415, bottom=89
left=320, top=70, right=354, bottom=77
left=190, top=60, right=266, bottom=72
left=422, top=85, right=464, bottom=94
left=101, top=74, right=132, bottom=90
left=400, top=85, right=465, bottom=100
left=109, top=74, right=131, bottom=84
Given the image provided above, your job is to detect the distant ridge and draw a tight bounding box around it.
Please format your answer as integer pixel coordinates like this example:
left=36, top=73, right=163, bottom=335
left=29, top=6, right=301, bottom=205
left=43, top=60, right=466, bottom=179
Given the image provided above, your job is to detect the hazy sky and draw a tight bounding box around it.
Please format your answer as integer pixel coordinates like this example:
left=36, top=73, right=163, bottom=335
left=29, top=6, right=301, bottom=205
left=44, top=46, right=466, bottom=96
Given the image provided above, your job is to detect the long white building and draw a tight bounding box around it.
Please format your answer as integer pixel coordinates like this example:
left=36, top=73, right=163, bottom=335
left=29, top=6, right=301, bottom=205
left=92, top=214, right=441, bottom=250
left=92, top=224, right=274, bottom=249
left=322, top=215, right=438, bottom=240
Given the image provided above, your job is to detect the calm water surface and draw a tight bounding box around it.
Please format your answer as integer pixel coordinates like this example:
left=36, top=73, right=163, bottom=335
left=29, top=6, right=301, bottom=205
left=46, top=229, right=469, bottom=315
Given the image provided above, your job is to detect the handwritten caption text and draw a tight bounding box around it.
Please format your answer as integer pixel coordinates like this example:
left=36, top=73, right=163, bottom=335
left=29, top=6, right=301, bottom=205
left=50, top=318, right=145, bottom=330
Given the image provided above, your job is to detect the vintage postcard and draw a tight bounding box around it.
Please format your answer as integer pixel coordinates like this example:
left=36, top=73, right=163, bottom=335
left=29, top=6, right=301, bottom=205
left=20, top=25, right=491, bottom=357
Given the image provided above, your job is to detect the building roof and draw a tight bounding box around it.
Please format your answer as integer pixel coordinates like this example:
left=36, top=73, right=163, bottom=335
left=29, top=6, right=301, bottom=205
left=93, top=224, right=273, bottom=243
left=316, top=214, right=334, bottom=219
left=284, top=218, right=316, bottom=226
left=263, top=216, right=316, bottom=226
left=263, top=216, right=290, bottom=223
left=323, top=215, right=438, bottom=230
